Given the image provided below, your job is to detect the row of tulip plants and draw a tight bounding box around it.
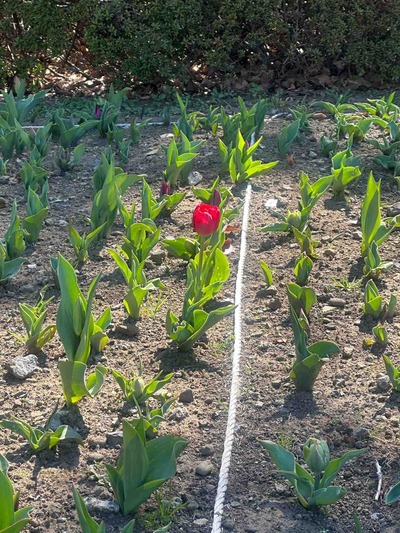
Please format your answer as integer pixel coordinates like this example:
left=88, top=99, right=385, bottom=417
left=1, top=84, right=400, bottom=531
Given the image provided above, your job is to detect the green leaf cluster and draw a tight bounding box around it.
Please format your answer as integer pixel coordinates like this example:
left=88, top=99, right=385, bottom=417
left=0, top=403, right=82, bottom=454
left=0, top=453, right=32, bottom=532
left=261, top=438, right=365, bottom=508
left=106, top=420, right=187, bottom=515
left=56, top=255, right=111, bottom=404
left=290, top=307, right=339, bottom=391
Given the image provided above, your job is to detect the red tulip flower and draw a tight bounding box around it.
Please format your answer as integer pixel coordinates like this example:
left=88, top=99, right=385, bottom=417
left=160, top=180, right=170, bottom=197
left=192, top=203, right=221, bottom=236
left=210, top=188, right=222, bottom=207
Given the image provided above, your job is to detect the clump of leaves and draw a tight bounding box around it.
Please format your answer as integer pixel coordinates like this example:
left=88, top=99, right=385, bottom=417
left=112, top=361, right=173, bottom=405
left=22, top=185, right=49, bottom=243
left=0, top=402, right=82, bottom=453
left=68, top=224, right=105, bottom=264
left=0, top=452, right=32, bottom=532
left=0, top=241, right=25, bottom=284
left=11, top=285, right=55, bottom=354
left=1, top=199, right=26, bottom=260
left=105, top=419, right=187, bottom=515
left=261, top=438, right=365, bottom=508
left=290, top=307, right=339, bottom=391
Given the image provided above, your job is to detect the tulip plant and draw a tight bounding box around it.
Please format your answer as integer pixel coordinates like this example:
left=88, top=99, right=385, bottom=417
left=261, top=438, right=365, bottom=508
left=12, top=285, right=56, bottom=353
left=112, top=361, right=173, bottom=405
left=1, top=200, right=26, bottom=260
left=122, top=219, right=160, bottom=263
left=68, top=224, right=105, bottom=264
left=166, top=203, right=235, bottom=351
left=330, top=139, right=361, bottom=195
left=221, top=130, right=278, bottom=185
left=108, top=249, right=165, bottom=320
left=286, top=282, right=317, bottom=317
left=22, top=185, right=49, bottom=243
left=20, top=160, right=48, bottom=199
left=290, top=307, right=339, bottom=391
left=383, top=355, right=400, bottom=392
left=106, top=419, right=187, bottom=515
left=262, top=172, right=331, bottom=234
left=0, top=241, right=25, bottom=284
left=56, top=255, right=111, bottom=405
left=0, top=403, right=82, bottom=453
left=0, top=453, right=32, bottom=532
left=88, top=161, right=142, bottom=240
left=141, top=178, right=186, bottom=220
left=163, top=137, right=198, bottom=190
left=277, top=119, right=300, bottom=156
left=293, top=253, right=313, bottom=286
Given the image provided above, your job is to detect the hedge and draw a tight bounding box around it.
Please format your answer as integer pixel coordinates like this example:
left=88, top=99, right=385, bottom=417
left=1, top=0, right=400, bottom=89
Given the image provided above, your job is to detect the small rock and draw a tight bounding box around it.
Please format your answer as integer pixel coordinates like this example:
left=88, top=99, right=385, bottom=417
left=271, top=380, right=281, bottom=389
left=342, top=346, right=354, bottom=359
left=309, top=150, right=318, bottom=158
left=7, top=354, right=38, bottom=379
left=376, top=375, right=391, bottom=392
left=85, top=498, right=120, bottom=514
left=179, top=389, right=194, bottom=404
left=322, top=305, right=336, bottom=315
left=353, top=230, right=363, bottom=241
left=48, top=412, right=63, bottom=431
left=264, top=285, right=278, bottom=296
left=222, top=519, right=235, bottom=530
left=387, top=203, right=400, bottom=217
left=323, top=249, right=335, bottom=258
left=168, top=407, right=188, bottom=422
left=88, top=437, right=106, bottom=448
left=193, top=519, right=208, bottom=527
left=188, top=171, right=203, bottom=186
left=264, top=198, right=279, bottom=210
left=353, top=427, right=370, bottom=442
left=261, top=239, right=273, bottom=251
left=321, top=235, right=332, bottom=244
left=200, top=444, right=215, bottom=457
left=196, top=460, right=213, bottom=476
left=150, top=248, right=166, bottom=265
left=106, top=431, right=123, bottom=446
left=268, top=298, right=282, bottom=311
left=328, top=297, right=346, bottom=307
left=87, top=453, right=103, bottom=463
left=115, top=323, right=139, bottom=337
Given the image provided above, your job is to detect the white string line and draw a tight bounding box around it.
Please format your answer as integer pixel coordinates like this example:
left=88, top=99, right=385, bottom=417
left=211, top=181, right=252, bottom=533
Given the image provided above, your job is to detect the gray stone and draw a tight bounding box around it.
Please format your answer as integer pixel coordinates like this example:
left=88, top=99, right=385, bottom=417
left=115, top=323, right=139, bottom=337
left=377, top=375, right=391, bottom=392
left=353, top=427, right=370, bottom=441
left=87, top=453, right=103, bottom=463
left=193, top=519, right=208, bottom=527
left=84, top=498, right=120, bottom=514
left=268, top=298, right=282, bottom=311
left=200, top=444, right=215, bottom=457
left=264, top=285, right=278, bottom=296
left=179, top=389, right=194, bottom=403
left=353, top=230, right=363, bottom=241
left=106, top=431, right=123, bottom=446
left=150, top=248, right=166, bottom=265
left=196, top=460, right=213, bottom=476
left=387, top=203, right=400, bottom=217
left=328, top=297, right=346, bottom=307
left=7, top=354, right=38, bottom=379
left=222, top=519, right=235, bottom=530
left=168, top=407, right=188, bottom=422
left=342, top=346, right=354, bottom=360
left=271, top=380, right=281, bottom=389
left=322, top=305, right=336, bottom=315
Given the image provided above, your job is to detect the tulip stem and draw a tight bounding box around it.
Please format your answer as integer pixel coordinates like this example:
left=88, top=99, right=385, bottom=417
left=197, top=235, right=205, bottom=299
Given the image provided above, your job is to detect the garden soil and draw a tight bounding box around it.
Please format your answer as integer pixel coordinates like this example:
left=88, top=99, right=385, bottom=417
left=0, top=102, right=399, bottom=532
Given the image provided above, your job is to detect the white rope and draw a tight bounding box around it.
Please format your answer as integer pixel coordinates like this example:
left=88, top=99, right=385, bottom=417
left=211, top=181, right=252, bottom=532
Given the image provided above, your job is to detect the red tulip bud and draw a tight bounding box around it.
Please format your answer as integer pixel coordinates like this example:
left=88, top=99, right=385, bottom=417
left=192, top=203, right=221, bottom=236
left=161, top=180, right=170, bottom=196
left=210, top=188, right=222, bottom=206
left=95, top=105, right=102, bottom=119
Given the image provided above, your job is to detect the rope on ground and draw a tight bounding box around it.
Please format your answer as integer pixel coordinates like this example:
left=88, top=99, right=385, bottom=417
left=211, top=181, right=252, bottom=532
